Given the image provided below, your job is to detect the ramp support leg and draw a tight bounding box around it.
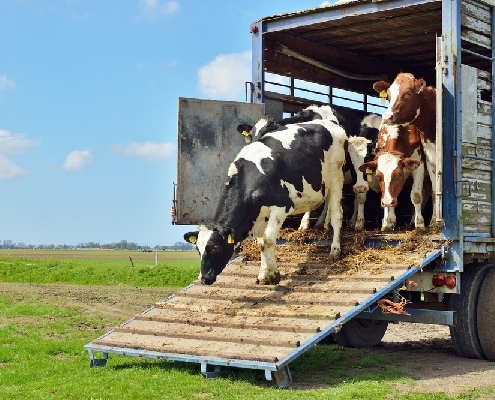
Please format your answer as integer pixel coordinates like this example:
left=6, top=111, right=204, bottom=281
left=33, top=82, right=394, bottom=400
left=201, top=363, right=221, bottom=379
left=88, top=350, right=108, bottom=367
left=273, top=366, right=292, bottom=388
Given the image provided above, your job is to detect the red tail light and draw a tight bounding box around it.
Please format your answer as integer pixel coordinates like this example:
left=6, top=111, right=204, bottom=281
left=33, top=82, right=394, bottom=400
left=432, top=274, right=457, bottom=289
left=432, top=274, right=445, bottom=287
left=445, top=275, right=457, bottom=289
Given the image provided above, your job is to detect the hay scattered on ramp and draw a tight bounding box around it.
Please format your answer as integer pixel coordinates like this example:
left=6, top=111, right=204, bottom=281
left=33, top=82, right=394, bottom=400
left=238, top=225, right=445, bottom=277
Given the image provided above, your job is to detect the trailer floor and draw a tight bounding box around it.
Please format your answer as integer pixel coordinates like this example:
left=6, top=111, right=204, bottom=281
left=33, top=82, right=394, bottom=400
left=85, top=232, right=443, bottom=386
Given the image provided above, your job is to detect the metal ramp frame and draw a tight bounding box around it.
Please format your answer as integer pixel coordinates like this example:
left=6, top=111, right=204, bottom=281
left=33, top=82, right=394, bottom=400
left=84, top=248, right=442, bottom=388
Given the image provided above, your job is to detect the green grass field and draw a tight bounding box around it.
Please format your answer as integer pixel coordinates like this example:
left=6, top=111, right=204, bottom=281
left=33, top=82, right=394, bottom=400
left=1, top=249, right=494, bottom=399
left=0, top=249, right=199, bottom=287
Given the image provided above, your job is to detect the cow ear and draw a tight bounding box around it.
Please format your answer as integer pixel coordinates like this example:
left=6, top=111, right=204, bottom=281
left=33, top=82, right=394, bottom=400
left=237, top=123, right=253, bottom=137
left=184, top=231, right=199, bottom=245
left=415, top=78, right=426, bottom=94
left=404, top=159, right=421, bottom=170
left=359, top=160, right=377, bottom=173
left=373, top=81, right=390, bottom=95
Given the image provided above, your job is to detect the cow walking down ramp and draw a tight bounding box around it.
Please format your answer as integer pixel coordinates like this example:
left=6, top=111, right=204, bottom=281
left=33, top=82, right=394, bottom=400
left=84, top=237, right=443, bottom=387
left=184, top=105, right=346, bottom=286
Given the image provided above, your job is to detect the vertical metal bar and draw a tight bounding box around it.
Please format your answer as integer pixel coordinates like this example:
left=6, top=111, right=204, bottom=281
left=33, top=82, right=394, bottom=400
left=454, top=0, right=464, bottom=268
left=436, top=36, right=444, bottom=223
left=442, top=0, right=463, bottom=270
left=491, top=5, right=495, bottom=236
left=251, top=22, right=264, bottom=104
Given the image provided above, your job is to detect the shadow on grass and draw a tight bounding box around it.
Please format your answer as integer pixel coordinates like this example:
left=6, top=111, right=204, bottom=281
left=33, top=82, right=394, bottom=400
left=103, top=344, right=408, bottom=389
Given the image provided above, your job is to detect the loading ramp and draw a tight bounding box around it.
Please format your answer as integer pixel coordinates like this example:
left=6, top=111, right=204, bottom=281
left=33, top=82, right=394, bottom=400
left=85, top=238, right=442, bottom=387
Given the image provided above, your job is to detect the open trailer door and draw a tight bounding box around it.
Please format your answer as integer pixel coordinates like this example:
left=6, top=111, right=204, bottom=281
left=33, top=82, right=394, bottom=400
left=175, top=98, right=265, bottom=225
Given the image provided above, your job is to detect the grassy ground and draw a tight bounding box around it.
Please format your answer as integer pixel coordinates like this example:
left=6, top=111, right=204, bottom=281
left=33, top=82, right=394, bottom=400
left=1, top=250, right=494, bottom=399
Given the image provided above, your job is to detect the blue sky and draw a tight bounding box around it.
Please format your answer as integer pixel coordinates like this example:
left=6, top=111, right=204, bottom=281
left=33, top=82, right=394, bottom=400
left=0, top=0, right=332, bottom=247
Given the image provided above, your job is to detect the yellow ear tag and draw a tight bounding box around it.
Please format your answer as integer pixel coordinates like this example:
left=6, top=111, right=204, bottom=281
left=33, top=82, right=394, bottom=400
left=241, top=130, right=250, bottom=137
left=379, top=90, right=387, bottom=105
left=189, top=237, right=197, bottom=244
left=366, top=167, right=373, bottom=183
left=227, top=235, right=234, bottom=244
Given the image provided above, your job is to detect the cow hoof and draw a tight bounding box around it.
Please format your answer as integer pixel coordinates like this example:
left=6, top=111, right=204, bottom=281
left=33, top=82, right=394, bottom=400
left=256, top=272, right=281, bottom=285
left=354, top=219, right=365, bottom=230
left=330, top=246, right=341, bottom=257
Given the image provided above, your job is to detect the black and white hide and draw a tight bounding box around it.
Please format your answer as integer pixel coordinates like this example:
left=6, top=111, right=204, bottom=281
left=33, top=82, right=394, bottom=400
left=185, top=105, right=346, bottom=285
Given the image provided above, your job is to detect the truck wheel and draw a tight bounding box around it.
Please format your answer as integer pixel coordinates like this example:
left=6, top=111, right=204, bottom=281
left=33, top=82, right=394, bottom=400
left=448, top=263, right=493, bottom=359
left=477, top=266, right=495, bottom=360
left=332, top=318, right=388, bottom=348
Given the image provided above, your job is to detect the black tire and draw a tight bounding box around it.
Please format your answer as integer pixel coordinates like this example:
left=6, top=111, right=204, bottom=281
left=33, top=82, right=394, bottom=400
left=318, top=334, right=337, bottom=345
left=332, top=318, right=388, bottom=348
left=448, top=263, right=493, bottom=359
left=477, top=266, right=495, bottom=361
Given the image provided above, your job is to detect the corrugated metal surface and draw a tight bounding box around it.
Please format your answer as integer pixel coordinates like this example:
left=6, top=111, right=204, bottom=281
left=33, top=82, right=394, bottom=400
left=85, top=244, right=442, bottom=383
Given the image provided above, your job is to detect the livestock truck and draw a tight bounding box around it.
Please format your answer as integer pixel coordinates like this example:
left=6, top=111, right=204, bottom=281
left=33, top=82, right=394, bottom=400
left=86, top=0, right=495, bottom=386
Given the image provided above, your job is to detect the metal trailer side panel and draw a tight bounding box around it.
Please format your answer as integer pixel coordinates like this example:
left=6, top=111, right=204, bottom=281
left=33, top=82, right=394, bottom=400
left=176, top=98, right=264, bottom=225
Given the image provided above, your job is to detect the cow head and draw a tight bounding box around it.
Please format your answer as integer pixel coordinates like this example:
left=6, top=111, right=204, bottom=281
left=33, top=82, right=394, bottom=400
left=184, top=225, right=235, bottom=285
left=359, top=152, right=420, bottom=207
left=236, top=118, right=281, bottom=144
left=373, top=73, right=426, bottom=125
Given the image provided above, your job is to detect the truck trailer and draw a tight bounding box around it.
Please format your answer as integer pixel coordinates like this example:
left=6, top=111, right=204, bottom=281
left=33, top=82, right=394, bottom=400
left=86, top=0, right=495, bottom=386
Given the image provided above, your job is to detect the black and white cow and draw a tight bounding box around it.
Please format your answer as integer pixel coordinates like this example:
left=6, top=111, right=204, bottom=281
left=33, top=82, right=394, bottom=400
left=185, top=105, right=346, bottom=285
left=238, top=104, right=381, bottom=230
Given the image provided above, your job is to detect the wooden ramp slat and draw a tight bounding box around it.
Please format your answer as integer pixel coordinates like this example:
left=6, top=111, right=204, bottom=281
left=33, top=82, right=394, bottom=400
left=159, top=295, right=350, bottom=320
left=211, top=275, right=395, bottom=292
left=173, top=284, right=361, bottom=306
left=113, top=319, right=309, bottom=348
left=135, top=308, right=328, bottom=333
left=93, top=331, right=294, bottom=362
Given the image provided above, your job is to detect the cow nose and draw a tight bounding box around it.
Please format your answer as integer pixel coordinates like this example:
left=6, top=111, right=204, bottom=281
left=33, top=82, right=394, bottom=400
left=201, top=275, right=216, bottom=285
left=382, top=199, right=396, bottom=207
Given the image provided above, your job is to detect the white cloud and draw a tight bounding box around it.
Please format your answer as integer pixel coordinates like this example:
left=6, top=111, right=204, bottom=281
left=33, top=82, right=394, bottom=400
left=0, top=130, right=41, bottom=154
left=198, top=51, right=251, bottom=100
left=63, top=150, right=93, bottom=171
left=0, top=155, right=27, bottom=180
left=138, top=0, right=180, bottom=20
left=0, top=75, right=16, bottom=90
left=111, top=141, right=175, bottom=161
left=319, top=1, right=332, bottom=6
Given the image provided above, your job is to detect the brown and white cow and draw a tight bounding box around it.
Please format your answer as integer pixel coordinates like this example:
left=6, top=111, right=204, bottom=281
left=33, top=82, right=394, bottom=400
left=360, top=123, right=426, bottom=231
left=372, top=72, right=437, bottom=222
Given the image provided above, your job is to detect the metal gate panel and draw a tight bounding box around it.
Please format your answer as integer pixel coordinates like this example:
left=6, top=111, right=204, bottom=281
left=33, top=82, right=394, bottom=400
left=176, top=98, right=264, bottom=225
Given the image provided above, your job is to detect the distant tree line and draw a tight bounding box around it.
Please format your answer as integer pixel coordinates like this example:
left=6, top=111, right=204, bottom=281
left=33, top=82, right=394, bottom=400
left=0, top=240, right=194, bottom=251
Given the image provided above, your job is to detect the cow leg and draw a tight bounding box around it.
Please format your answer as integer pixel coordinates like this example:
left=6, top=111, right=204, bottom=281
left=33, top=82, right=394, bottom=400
left=313, top=197, right=329, bottom=228
left=381, top=206, right=396, bottom=231
left=351, top=192, right=367, bottom=230
left=410, top=165, right=425, bottom=229
left=426, top=158, right=438, bottom=224
left=323, top=170, right=344, bottom=256
left=298, top=212, right=311, bottom=231
left=257, top=207, right=286, bottom=285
